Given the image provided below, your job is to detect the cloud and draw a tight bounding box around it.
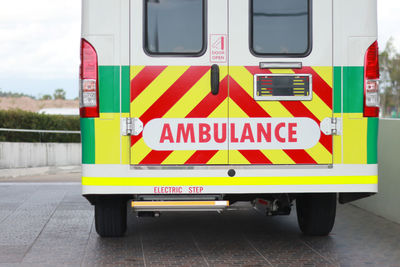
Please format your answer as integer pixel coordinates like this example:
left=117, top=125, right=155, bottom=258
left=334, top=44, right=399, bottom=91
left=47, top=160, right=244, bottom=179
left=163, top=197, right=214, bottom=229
left=0, top=0, right=399, bottom=99
left=0, top=0, right=81, bottom=80
left=378, top=0, right=400, bottom=51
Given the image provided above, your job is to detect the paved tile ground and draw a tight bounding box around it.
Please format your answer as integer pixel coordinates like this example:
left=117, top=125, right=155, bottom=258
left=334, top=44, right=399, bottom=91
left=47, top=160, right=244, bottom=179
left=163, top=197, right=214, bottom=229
left=0, top=183, right=399, bottom=267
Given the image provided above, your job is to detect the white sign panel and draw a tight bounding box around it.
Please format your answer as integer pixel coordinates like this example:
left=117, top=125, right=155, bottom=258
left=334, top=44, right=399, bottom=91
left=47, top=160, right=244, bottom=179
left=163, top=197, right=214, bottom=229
left=210, top=34, right=227, bottom=63
left=143, top=118, right=321, bottom=151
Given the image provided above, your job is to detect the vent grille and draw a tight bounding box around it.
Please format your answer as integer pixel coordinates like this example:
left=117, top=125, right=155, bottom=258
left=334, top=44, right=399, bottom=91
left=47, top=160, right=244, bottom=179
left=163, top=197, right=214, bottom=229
left=254, top=74, right=312, bottom=101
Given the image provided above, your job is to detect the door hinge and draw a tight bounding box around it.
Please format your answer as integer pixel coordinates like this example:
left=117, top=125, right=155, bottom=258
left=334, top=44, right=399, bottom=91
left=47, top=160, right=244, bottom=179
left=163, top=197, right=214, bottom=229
left=121, top=117, right=143, bottom=136
left=320, top=117, right=342, bottom=136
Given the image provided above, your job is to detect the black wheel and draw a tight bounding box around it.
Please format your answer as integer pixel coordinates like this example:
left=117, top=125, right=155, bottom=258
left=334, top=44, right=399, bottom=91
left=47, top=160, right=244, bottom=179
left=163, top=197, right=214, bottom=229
left=95, top=197, right=127, bottom=237
left=296, top=193, right=336, bottom=236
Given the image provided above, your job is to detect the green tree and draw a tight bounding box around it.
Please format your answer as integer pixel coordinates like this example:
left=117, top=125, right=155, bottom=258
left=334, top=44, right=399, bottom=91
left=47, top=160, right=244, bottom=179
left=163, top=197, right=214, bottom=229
left=41, top=94, right=52, bottom=100
left=53, top=88, right=66, bottom=100
left=379, top=38, right=400, bottom=117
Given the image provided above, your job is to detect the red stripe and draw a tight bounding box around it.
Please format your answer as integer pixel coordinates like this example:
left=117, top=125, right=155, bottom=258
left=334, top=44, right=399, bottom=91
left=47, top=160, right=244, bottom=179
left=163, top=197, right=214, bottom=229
left=280, top=101, right=332, bottom=153
left=284, top=150, right=317, bottom=164
left=243, top=67, right=332, bottom=160
left=131, top=66, right=210, bottom=147
left=238, top=150, right=272, bottom=164
left=130, top=66, right=167, bottom=102
left=247, top=66, right=332, bottom=110
left=280, top=101, right=320, bottom=123
left=175, top=77, right=229, bottom=164
left=293, top=67, right=333, bottom=109
left=229, top=76, right=270, bottom=118
left=229, top=76, right=273, bottom=164
left=186, top=76, right=228, bottom=118
left=130, top=134, right=142, bottom=147
left=140, top=66, right=210, bottom=124
left=137, top=66, right=212, bottom=165
left=171, top=76, right=228, bottom=165
left=185, top=150, right=218, bottom=164
left=140, top=150, right=173, bottom=165
left=318, top=133, right=333, bottom=154
left=244, top=66, right=271, bottom=75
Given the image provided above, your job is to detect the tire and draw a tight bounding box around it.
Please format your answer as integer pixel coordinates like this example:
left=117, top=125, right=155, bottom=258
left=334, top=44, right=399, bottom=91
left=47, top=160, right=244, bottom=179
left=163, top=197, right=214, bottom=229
left=296, top=193, right=336, bottom=236
left=95, top=197, right=127, bottom=237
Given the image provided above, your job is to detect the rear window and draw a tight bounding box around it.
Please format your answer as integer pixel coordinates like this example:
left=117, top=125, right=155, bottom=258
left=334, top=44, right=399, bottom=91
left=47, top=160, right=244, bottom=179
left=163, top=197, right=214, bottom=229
left=144, top=0, right=206, bottom=56
left=250, top=0, right=311, bottom=56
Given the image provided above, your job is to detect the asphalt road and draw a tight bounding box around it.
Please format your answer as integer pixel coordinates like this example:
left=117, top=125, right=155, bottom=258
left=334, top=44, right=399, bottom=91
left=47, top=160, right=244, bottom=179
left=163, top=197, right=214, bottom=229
left=0, top=180, right=399, bottom=267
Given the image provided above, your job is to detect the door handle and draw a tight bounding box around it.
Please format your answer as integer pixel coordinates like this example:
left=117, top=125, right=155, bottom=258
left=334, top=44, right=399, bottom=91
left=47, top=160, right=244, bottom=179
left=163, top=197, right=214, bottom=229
left=211, top=64, right=220, bottom=95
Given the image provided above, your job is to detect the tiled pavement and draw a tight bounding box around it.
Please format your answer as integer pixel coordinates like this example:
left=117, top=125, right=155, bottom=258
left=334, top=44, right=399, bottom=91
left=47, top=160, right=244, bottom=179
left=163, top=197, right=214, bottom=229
left=0, top=183, right=399, bottom=267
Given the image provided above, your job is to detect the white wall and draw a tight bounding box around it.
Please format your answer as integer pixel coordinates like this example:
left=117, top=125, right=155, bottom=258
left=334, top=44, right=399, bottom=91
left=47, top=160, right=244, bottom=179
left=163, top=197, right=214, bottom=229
left=0, top=142, right=81, bottom=169
left=353, top=119, right=400, bottom=224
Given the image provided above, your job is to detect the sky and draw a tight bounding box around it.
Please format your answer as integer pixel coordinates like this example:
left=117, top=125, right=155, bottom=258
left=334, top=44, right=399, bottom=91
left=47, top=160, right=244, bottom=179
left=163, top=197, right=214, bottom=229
left=0, top=0, right=399, bottom=100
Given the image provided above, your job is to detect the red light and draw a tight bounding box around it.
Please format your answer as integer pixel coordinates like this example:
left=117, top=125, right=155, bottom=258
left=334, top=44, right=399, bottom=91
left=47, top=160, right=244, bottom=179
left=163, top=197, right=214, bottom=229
left=364, top=41, right=380, bottom=117
left=80, top=38, right=99, bottom=118
left=365, top=41, right=379, bottom=80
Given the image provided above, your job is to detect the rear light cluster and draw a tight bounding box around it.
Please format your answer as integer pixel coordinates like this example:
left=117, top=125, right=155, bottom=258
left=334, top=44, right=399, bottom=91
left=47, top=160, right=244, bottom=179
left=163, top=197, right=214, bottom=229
left=364, top=41, right=380, bottom=117
left=80, top=38, right=99, bottom=118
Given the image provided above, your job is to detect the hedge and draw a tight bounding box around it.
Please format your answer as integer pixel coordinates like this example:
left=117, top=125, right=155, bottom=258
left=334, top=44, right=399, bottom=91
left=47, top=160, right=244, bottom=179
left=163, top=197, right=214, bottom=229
left=0, top=110, right=80, bottom=143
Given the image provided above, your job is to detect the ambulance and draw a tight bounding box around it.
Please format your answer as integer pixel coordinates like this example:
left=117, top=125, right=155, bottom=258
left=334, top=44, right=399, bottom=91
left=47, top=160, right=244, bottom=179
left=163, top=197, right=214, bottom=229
left=80, top=0, right=380, bottom=237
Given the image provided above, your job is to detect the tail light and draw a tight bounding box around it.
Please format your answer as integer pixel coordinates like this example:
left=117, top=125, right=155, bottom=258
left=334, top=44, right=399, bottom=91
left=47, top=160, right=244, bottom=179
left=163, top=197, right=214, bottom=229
left=363, top=41, right=380, bottom=117
left=80, top=38, right=99, bottom=118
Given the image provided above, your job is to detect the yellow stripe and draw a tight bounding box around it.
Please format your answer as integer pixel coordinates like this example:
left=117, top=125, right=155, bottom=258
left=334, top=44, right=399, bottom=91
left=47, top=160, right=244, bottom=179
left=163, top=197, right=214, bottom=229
left=121, top=136, right=130, bottom=165
left=343, top=113, right=363, bottom=119
left=227, top=101, right=249, bottom=164
left=312, top=66, right=333, bottom=88
left=258, top=102, right=294, bottom=118
left=163, top=70, right=211, bottom=118
left=232, top=66, right=293, bottom=117
left=305, top=142, right=332, bottom=164
left=83, top=175, right=378, bottom=186
left=132, top=201, right=226, bottom=207
left=164, top=66, right=228, bottom=119
left=207, top=150, right=228, bottom=165
left=131, top=66, right=189, bottom=118
left=343, top=118, right=367, bottom=164
left=162, top=101, right=230, bottom=165
left=260, top=150, right=295, bottom=164
left=162, top=150, right=196, bottom=165
left=94, top=115, right=121, bottom=164
left=130, top=65, right=145, bottom=80
left=229, top=101, right=294, bottom=164
left=99, top=113, right=115, bottom=120
left=268, top=67, right=333, bottom=164
left=208, top=96, right=228, bottom=118
left=131, top=138, right=152, bottom=164
left=228, top=100, right=248, bottom=117
left=333, top=135, right=342, bottom=164
left=230, top=66, right=253, bottom=95
left=229, top=150, right=251, bottom=164
left=302, top=93, right=332, bottom=122
left=269, top=69, right=295, bottom=74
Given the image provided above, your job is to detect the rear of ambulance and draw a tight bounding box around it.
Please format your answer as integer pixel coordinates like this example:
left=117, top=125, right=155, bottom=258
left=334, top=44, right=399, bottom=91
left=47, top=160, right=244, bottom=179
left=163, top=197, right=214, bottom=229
left=80, top=0, right=379, bottom=237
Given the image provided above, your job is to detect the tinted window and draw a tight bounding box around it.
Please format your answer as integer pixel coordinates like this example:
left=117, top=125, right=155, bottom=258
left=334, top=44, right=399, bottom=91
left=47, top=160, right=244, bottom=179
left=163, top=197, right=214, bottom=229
left=251, top=0, right=310, bottom=56
left=145, top=0, right=205, bottom=55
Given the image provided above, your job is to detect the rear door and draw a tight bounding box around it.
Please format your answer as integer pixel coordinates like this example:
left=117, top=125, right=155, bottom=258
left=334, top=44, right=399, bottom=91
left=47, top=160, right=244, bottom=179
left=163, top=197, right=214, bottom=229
left=130, top=0, right=229, bottom=165
left=228, top=0, right=333, bottom=164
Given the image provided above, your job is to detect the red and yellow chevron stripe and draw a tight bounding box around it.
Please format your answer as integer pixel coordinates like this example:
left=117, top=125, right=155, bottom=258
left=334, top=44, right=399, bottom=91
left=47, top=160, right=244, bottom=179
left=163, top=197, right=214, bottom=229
left=130, top=65, right=333, bottom=165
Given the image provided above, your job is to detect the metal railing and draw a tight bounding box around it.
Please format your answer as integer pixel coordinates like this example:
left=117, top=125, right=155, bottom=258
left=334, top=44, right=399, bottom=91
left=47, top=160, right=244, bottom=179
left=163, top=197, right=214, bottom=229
left=0, top=128, right=80, bottom=134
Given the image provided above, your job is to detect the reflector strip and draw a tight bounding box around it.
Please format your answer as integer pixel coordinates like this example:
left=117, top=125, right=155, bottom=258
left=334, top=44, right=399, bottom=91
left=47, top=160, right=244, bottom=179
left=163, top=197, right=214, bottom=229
left=129, top=65, right=334, bottom=165
left=83, top=175, right=377, bottom=186
left=131, top=201, right=229, bottom=207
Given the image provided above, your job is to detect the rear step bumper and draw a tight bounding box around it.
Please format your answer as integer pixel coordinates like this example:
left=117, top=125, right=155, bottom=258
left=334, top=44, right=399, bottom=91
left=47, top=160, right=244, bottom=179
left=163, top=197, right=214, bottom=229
left=131, top=200, right=229, bottom=211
